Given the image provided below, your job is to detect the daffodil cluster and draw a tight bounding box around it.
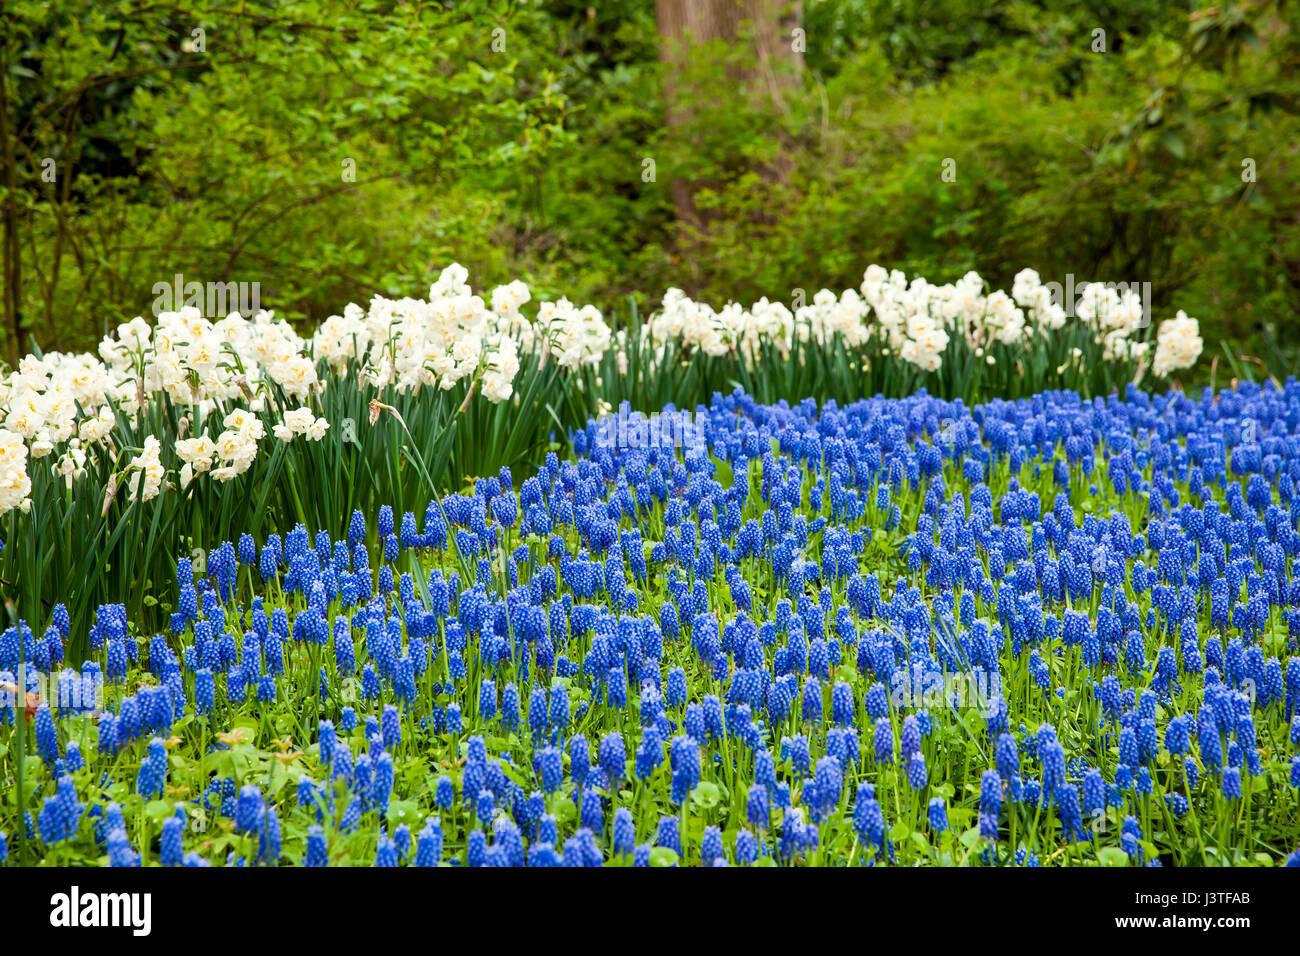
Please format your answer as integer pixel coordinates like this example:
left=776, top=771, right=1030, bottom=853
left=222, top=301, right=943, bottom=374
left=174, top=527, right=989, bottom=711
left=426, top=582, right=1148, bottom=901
left=0, top=264, right=612, bottom=515
left=312, top=263, right=609, bottom=403
left=637, top=265, right=1201, bottom=378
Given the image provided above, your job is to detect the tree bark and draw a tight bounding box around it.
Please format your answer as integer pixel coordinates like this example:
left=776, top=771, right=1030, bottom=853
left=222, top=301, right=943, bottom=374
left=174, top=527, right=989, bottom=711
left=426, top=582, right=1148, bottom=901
left=654, top=0, right=802, bottom=233
left=0, top=36, right=22, bottom=366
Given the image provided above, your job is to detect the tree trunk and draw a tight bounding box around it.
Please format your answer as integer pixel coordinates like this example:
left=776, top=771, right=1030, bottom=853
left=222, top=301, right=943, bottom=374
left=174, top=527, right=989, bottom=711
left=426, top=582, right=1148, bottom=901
left=0, top=38, right=22, bottom=367
left=654, top=0, right=802, bottom=239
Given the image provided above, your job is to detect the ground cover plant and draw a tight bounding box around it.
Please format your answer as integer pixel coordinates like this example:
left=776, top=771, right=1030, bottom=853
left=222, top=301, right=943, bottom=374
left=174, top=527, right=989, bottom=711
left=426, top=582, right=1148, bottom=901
left=2, top=378, right=1298, bottom=867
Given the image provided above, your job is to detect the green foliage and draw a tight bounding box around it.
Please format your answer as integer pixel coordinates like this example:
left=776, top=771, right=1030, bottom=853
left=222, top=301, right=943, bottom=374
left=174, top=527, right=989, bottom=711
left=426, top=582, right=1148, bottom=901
left=0, top=0, right=569, bottom=361
left=2, top=0, right=1298, bottom=370
left=638, top=3, right=1300, bottom=367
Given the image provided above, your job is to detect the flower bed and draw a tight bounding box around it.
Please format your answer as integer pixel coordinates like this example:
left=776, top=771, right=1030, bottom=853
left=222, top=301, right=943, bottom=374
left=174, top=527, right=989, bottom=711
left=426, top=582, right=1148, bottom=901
left=2, top=378, right=1296, bottom=867
left=0, top=263, right=1207, bottom=649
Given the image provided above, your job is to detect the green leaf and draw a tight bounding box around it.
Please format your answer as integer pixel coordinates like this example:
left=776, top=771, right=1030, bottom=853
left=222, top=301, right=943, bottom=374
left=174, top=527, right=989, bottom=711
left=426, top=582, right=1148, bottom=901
left=144, top=800, right=174, bottom=820
left=690, top=780, right=721, bottom=810
left=1097, top=847, right=1129, bottom=867
left=548, top=794, right=578, bottom=824
left=1160, top=129, right=1185, bottom=159
left=710, top=456, right=733, bottom=488
left=386, top=800, right=422, bottom=825
left=649, top=846, right=680, bottom=867
left=501, top=762, right=530, bottom=790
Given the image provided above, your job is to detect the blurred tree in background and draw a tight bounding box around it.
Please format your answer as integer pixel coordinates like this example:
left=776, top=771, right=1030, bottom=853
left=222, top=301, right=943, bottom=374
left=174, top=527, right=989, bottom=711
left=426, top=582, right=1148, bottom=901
left=2, top=0, right=1297, bottom=377
left=0, top=0, right=570, bottom=364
